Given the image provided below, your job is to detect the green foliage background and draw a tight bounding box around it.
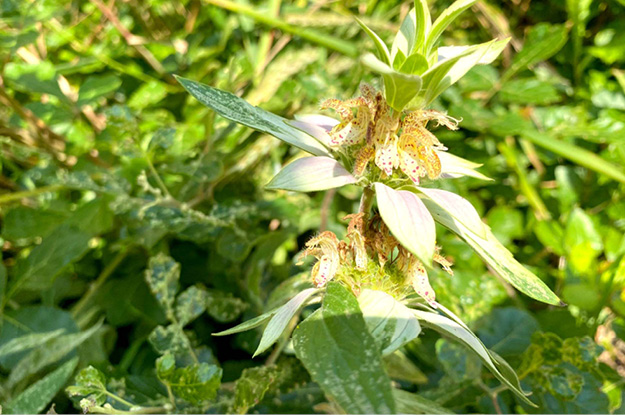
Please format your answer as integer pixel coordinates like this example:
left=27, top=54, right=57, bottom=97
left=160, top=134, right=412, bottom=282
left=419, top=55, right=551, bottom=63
left=1, top=0, right=625, bottom=413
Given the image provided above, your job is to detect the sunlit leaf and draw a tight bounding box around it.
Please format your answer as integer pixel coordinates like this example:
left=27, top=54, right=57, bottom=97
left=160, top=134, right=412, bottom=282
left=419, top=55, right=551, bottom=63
left=266, top=157, right=357, bottom=192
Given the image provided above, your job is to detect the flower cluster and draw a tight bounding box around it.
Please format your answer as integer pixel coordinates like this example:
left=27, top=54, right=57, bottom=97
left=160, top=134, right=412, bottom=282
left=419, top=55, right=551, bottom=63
left=299, top=213, right=453, bottom=306
left=320, top=84, right=460, bottom=185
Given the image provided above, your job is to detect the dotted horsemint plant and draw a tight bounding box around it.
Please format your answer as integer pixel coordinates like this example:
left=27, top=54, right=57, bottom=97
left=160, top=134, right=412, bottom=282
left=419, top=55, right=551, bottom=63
left=177, top=0, right=563, bottom=411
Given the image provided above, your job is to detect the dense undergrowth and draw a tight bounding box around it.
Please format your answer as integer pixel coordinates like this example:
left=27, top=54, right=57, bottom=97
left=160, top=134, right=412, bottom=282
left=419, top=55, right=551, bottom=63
left=1, top=0, right=625, bottom=413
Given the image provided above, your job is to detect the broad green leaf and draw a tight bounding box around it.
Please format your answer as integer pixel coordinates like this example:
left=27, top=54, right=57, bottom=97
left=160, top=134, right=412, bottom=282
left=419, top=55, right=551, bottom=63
left=266, top=157, right=357, bottom=192
left=362, top=53, right=423, bottom=111
left=375, top=182, right=435, bottom=266
left=476, top=308, right=539, bottom=357
left=425, top=0, right=477, bottom=54
left=384, top=351, right=427, bottom=384
left=145, top=253, right=180, bottom=319
left=502, top=23, right=568, bottom=82
left=213, top=309, right=277, bottom=336
left=148, top=324, right=189, bottom=355
left=9, top=225, right=91, bottom=296
left=8, top=320, right=102, bottom=387
left=0, top=329, right=65, bottom=359
left=400, top=53, right=429, bottom=75
left=77, top=74, right=122, bottom=106
left=232, top=365, right=280, bottom=414
left=420, top=39, right=508, bottom=107
left=534, top=220, right=566, bottom=256
left=391, top=8, right=417, bottom=61
left=292, top=282, right=396, bottom=414
left=5, top=357, right=78, bottom=414
left=393, top=389, right=451, bottom=414
left=254, top=288, right=318, bottom=357
left=65, top=365, right=108, bottom=408
left=1, top=207, right=67, bottom=240
left=157, top=353, right=222, bottom=404
left=564, top=207, right=603, bottom=255
left=175, top=76, right=330, bottom=157
left=413, top=309, right=536, bottom=407
left=357, top=289, right=421, bottom=356
left=176, top=285, right=207, bottom=326
left=438, top=151, right=492, bottom=181
left=205, top=289, right=248, bottom=323
left=417, top=187, right=486, bottom=238
left=355, top=17, right=391, bottom=65
left=499, top=78, right=562, bottom=104
left=422, top=199, right=561, bottom=305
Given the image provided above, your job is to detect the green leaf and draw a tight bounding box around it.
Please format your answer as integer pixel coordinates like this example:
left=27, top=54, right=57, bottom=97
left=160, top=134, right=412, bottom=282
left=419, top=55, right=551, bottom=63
left=384, top=351, right=428, bottom=384
left=476, top=308, right=539, bottom=357
left=213, top=309, right=278, bottom=336
left=393, top=389, right=451, bottom=414
left=564, top=207, right=603, bottom=255
left=500, top=78, right=562, bottom=104
left=232, top=365, right=280, bottom=414
left=420, top=39, right=508, bottom=107
left=417, top=187, right=486, bottom=238
left=292, top=282, right=396, bottom=414
left=391, top=8, right=417, bottom=61
left=176, top=285, right=207, bottom=326
left=1, top=207, right=67, bottom=241
left=9, top=225, right=92, bottom=296
left=148, top=324, right=190, bottom=355
left=266, top=157, right=357, bottom=192
left=65, top=365, right=107, bottom=406
left=423, top=199, right=561, bottom=305
left=77, top=74, right=122, bottom=106
left=5, top=357, right=78, bottom=414
left=8, top=320, right=102, bottom=388
left=145, top=253, right=180, bottom=319
left=361, top=53, right=423, bottom=112
left=438, top=152, right=492, bottom=181
left=413, top=308, right=536, bottom=407
left=175, top=76, right=330, bottom=157
left=399, top=53, right=429, bottom=75
left=375, top=182, right=435, bottom=266
left=534, top=220, right=566, bottom=256
left=357, top=289, right=421, bottom=356
left=413, top=0, right=432, bottom=54
left=355, top=17, right=391, bottom=65
left=156, top=354, right=222, bottom=404
left=424, top=0, right=477, bottom=55
left=205, top=289, right=248, bottom=323
left=254, top=288, right=318, bottom=357
left=0, top=329, right=65, bottom=359
left=502, top=23, right=568, bottom=82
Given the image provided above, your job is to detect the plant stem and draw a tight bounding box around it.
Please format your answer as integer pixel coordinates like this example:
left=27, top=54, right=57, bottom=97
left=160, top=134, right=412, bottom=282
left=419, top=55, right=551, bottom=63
left=71, top=250, right=129, bottom=320
left=358, top=186, right=374, bottom=215
left=0, top=185, right=63, bottom=205
left=203, top=0, right=359, bottom=57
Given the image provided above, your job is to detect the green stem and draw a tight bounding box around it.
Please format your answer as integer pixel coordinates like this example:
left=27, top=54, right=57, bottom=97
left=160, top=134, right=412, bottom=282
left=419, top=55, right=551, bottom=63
left=104, top=390, right=135, bottom=408
left=71, top=250, right=129, bottom=319
left=0, top=185, right=63, bottom=205
left=204, top=0, right=359, bottom=58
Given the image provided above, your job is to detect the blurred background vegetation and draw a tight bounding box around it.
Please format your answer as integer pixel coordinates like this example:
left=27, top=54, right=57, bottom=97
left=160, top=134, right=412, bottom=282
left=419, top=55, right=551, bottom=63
left=1, top=0, right=625, bottom=413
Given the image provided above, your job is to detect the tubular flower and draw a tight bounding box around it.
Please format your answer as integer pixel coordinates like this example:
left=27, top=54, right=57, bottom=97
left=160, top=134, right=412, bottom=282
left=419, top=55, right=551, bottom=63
left=397, top=246, right=454, bottom=308
left=321, top=84, right=459, bottom=184
left=299, top=231, right=341, bottom=287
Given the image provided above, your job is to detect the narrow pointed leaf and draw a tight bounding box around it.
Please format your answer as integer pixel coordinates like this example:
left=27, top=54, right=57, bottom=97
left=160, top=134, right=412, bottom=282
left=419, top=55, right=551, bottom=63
left=266, top=157, right=357, bottom=192
left=355, top=17, right=391, bottom=65
left=438, top=151, right=492, bottom=181
left=422, top=199, right=561, bottom=305
left=375, top=182, right=435, bottom=265
left=358, top=289, right=421, bottom=356
left=393, top=389, right=451, bottom=414
left=175, top=76, right=330, bottom=157
left=292, top=283, right=396, bottom=414
left=417, top=187, right=486, bottom=238
left=413, top=309, right=536, bottom=407
left=0, top=329, right=65, bottom=359
left=253, top=288, right=318, bottom=357
left=425, top=0, right=477, bottom=54
left=391, top=8, right=417, bottom=61
left=413, top=0, right=432, bottom=54
left=213, top=310, right=277, bottom=336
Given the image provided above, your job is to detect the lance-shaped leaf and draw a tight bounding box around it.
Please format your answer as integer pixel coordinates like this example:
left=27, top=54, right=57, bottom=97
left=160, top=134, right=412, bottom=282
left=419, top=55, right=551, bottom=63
left=358, top=289, right=421, bottom=356
left=355, top=17, right=391, bottom=65
left=362, top=53, right=423, bottom=112
left=266, top=157, right=357, bottom=192
left=424, top=0, right=477, bottom=55
left=422, top=199, right=561, bottom=305
left=212, top=309, right=277, bottom=336
left=438, top=151, right=492, bottom=181
left=175, top=76, right=330, bottom=157
left=413, top=0, right=432, bottom=54
left=391, top=7, right=417, bottom=61
left=419, top=39, right=508, bottom=107
left=375, top=183, right=435, bottom=266
left=253, top=288, right=319, bottom=357
left=293, top=283, right=396, bottom=414
left=416, top=187, right=486, bottom=238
